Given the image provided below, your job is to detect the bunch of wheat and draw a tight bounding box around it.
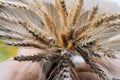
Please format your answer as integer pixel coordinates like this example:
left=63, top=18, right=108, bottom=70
left=0, top=0, right=120, bottom=80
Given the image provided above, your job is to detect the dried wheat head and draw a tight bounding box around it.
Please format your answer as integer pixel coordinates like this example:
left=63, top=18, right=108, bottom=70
left=0, top=0, right=120, bottom=80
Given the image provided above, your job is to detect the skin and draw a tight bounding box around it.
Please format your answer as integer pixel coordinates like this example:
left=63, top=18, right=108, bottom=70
left=0, top=47, right=98, bottom=80
left=0, top=48, right=120, bottom=80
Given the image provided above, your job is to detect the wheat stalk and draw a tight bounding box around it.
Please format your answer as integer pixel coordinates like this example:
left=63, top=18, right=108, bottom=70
left=0, top=0, right=120, bottom=80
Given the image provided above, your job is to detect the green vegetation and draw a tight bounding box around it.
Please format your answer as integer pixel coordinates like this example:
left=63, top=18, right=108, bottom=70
left=0, top=39, right=18, bottom=62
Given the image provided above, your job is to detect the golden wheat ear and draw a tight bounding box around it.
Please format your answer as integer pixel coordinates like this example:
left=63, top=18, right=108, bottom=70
left=0, top=16, right=31, bottom=40
left=0, top=0, right=120, bottom=80
left=67, top=0, right=83, bottom=27
left=0, top=0, right=54, bottom=48
left=88, top=5, right=98, bottom=21
left=74, top=13, right=120, bottom=44
left=0, top=15, right=50, bottom=48
left=43, top=2, right=60, bottom=29
left=54, top=0, right=68, bottom=33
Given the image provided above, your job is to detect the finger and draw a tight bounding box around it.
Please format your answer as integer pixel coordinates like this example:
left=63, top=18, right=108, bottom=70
left=75, top=63, right=92, bottom=72
left=78, top=72, right=99, bottom=80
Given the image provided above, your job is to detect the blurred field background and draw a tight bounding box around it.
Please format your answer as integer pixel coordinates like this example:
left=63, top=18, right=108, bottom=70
left=110, top=0, right=120, bottom=6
